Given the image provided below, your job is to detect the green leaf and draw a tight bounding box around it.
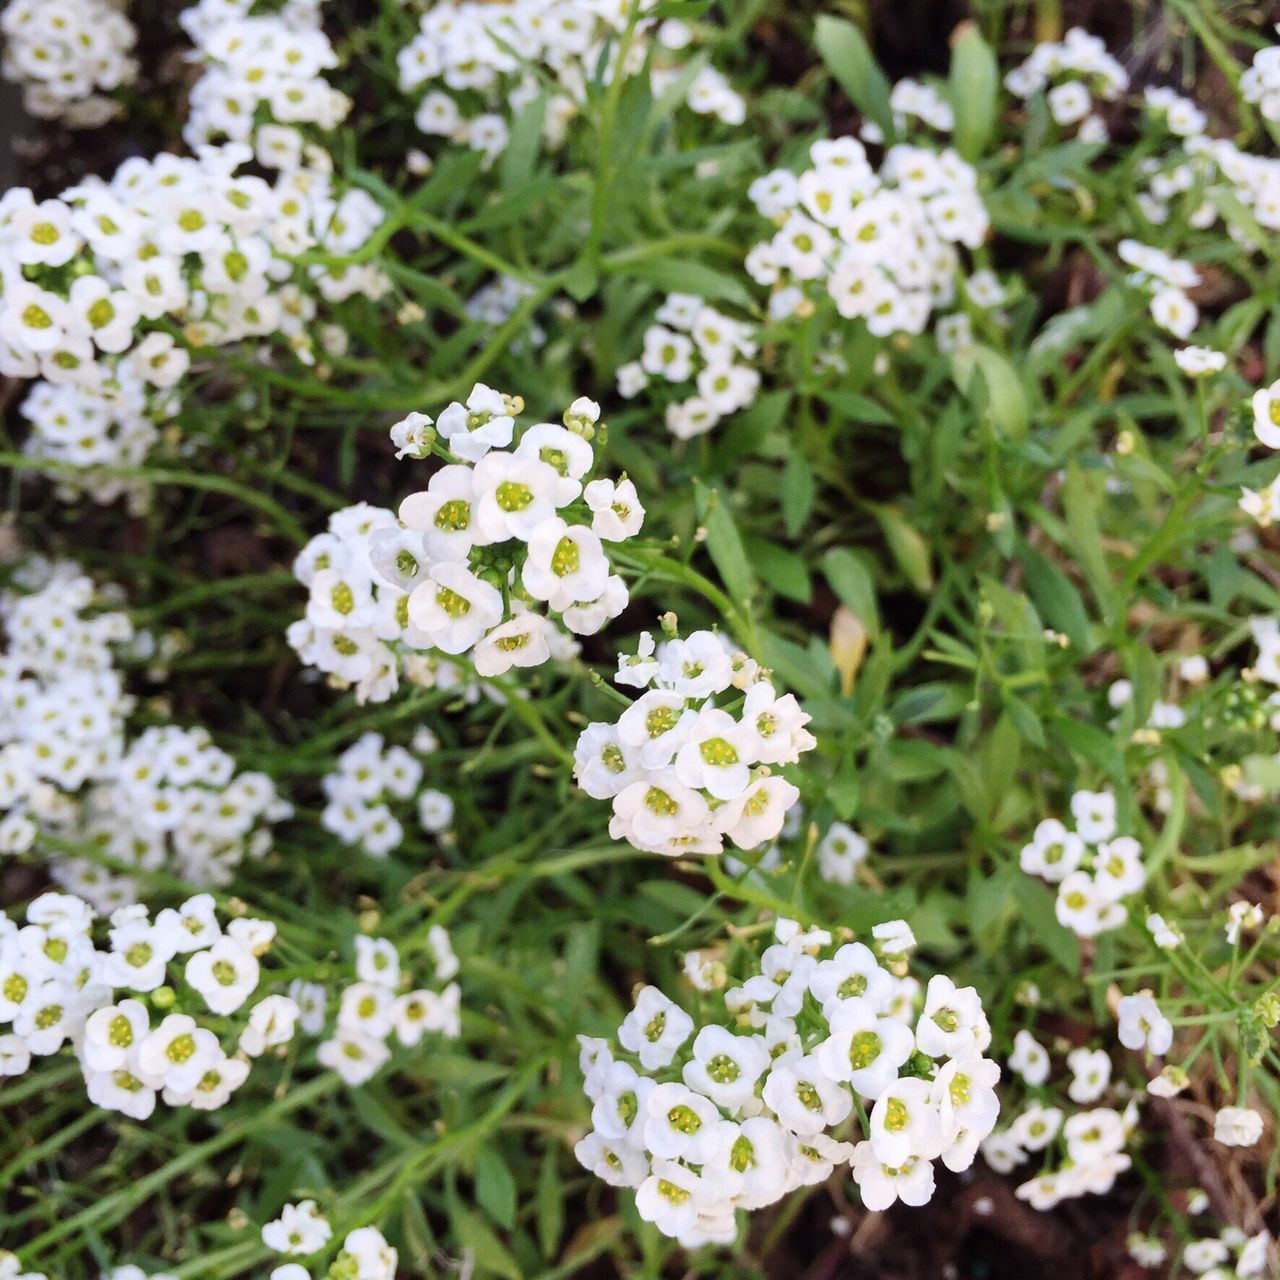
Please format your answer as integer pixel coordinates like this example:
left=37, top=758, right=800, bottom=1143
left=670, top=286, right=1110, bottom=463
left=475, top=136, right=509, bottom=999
left=816, top=390, right=896, bottom=426
left=500, top=94, right=547, bottom=192
left=822, top=547, right=881, bottom=640
left=746, top=537, right=812, bottom=603
left=866, top=503, right=933, bottom=592
left=536, top=1148, right=564, bottom=1260
left=452, top=1205, right=522, bottom=1280
left=1012, top=876, right=1080, bottom=974
left=622, top=257, right=755, bottom=309
left=711, top=390, right=791, bottom=470
left=813, top=16, right=895, bottom=140
left=638, top=879, right=712, bottom=918
left=949, top=24, right=999, bottom=161
left=1018, top=542, right=1090, bottom=651
left=781, top=453, right=815, bottom=538
left=474, top=1147, right=517, bottom=1230
left=952, top=344, right=1029, bottom=439
left=695, top=481, right=757, bottom=603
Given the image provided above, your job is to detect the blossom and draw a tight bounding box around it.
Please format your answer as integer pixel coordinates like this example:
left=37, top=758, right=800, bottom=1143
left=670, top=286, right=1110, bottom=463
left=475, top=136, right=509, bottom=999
left=1117, top=991, right=1173, bottom=1056
left=1214, top=1106, right=1264, bottom=1147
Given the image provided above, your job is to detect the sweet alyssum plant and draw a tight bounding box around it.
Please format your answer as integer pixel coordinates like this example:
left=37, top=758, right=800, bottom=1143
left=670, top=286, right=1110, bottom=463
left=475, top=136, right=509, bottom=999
left=5, top=1, right=1280, bottom=1277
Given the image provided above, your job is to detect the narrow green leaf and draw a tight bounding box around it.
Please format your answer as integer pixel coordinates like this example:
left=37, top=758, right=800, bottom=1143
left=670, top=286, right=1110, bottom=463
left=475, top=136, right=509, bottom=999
left=822, top=548, right=881, bottom=640
left=813, top=16, right=895, bottom=139
left=781, top=453, right=815, bottom=538
left=949, top=24, right=999, bottom=161
left=695, top=481, right=757, bottom=603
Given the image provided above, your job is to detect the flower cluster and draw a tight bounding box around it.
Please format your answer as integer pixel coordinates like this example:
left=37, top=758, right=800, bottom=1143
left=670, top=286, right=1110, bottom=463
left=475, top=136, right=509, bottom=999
left=575, top=918, right=998, bottom=1245
left=616, top=294, right=761, bottom=440
left=316, top=928, right=460, bottom=1087
left=289, top=388, right=642, bottom=700
left=19, top=374, right=161, bottom=512
left=981, top=1037, right=1138, bottom=1211
left=1147, top=1220, right=1273, bottom=1276
left=262, top=1204, right=397, bottom=1280
left=1019, top=790, right=1145, bottom=938
left=180, top=2, right=351, bottom=166
left=1, top=142, right=388, bottom=503
left=745, top=136, right=988, bottom=337
left=0, top=0, right=137, bottom=128
left=1117, top=239, right=1200, bottom=340
left=0, top=559, right=288, bottom=908
left=1003, top=27, right=1127, bottom=137
left=0, top=891, right=296, bottom=1117
left=320, top=731, right=454, bottom=857
left=1242, top=35, right=1280, bottom=123
left=574, top=628, right=814, bottom=857
left=53, top=724, right=291, bottom=904
left=397, top=1, right=743, bottom=163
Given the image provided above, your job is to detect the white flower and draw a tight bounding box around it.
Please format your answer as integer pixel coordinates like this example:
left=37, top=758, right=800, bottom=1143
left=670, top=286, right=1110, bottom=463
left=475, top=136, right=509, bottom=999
left=1019, top=817, right=1085, bottom=882
left=1252, top=380, right=1280, bottom=448
left=317, top=1028, right=391, bottom=1085
left=1174, top=346, right=1226, bottom=377
left=1010, top=1103, right=1063, bottom=1151
left=1069, top=789, right=1116, bottom=843
left=868, top=1076, right=943, bottom=1166
left=434, top=383, right=514, bottom=462
left=617, top=986, right=694, bottom=1071
left=1214, top=1106, right=1264, bottom=1147
left=584, top=478, right=645, bottom=540
left=1117, top=991, right=1173, bottom=1056
left=762, top=1054, right=853, bottom=1136
left=185, top=937, right=260, bottom=1015
left=407, top=563, right=503, bottom=654
left=1066, top=1047, right=1112, bottom=1103
left=522, top=518, right=610, bottom=611
left=816, top=822, right=868, bottom=885
left=851, top=1141, right=936, bottom=1210
left=239, top=995, right=301, bottom=1057
left=915, top=975, right=987, bottom=1059
left=262, top=1200, right=333, bottom=1256
left=680, top=1025, right=768, bottom=1110
left=815, top=1000, right=914, bottom=1099
left=1008, top=1029, right=1050, bottom=1086
left=1146, top=912, right=1182, bottom=949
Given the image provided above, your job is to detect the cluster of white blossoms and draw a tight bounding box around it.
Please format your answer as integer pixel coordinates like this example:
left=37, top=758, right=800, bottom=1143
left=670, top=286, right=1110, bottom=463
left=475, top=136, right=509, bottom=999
left=262, top=1201, right=398, bottom=1280
left=19, top=373, right=163, bottom=512
left=53, top=724, right=292, bottom=906
left=316, top=928, right=460, bottom=1087
left=0, top=891, right=298, bottom=1118
left=1176, top=1227, right=1272, bottom=1279
left=0, top=560, right=288, bottom=909
left=397, top=2, right=743, bottom=163
left=615, top=294, right=761, bottom=441
left=0, top=560, right=134, bottom=853
left=320, top=731, right=454, bottom=857
left=745, top=136, right=988, bottom=338
left=575, top=917, right=999, bottom=1245
left=180, top=0, right=351, bottom=167
left=574, top=628, right=815, bottom=857
left=1, top=142, right=388, bottom=504
left=1242, top=28, right=1280, bottom=124
left=1117, top=239, right=1200, bottom=340
left=1003, top=27, right=1127, bottom=138
left=981, top=1039, right=1138, bottom=1211
left=290, top=388, right=641, bottom=701
left=0, top=0, right=137, bottom=128
left=1019, top=790, right=1145, bottom=938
